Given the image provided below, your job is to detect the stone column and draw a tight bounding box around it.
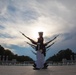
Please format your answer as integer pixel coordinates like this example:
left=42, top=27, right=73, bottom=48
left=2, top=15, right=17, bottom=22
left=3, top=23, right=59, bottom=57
left=71, top=55, right=73, bottom=60
left=0, top=55, right=1, bottom=61
left=71, top=55, right=73, bottom=64
left=74, top=55, right=76, bottom=60
left=2, top=55, right=5, bottom=62
left=62, top=58, right=67, bottom=64
left=6, top=56, right=8, bottom=61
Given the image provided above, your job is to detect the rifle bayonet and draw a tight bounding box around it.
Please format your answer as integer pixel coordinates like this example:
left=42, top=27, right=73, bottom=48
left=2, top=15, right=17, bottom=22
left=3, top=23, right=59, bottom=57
left=20, top=31, right=37, bottom=44
left=45, top=35, right=59, bottom=46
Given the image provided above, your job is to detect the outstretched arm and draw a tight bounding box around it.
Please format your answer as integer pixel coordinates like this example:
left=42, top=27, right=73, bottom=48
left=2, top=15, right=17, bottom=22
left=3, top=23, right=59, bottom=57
left=44, top=35, right=58, bottom=46
left=46, top=41, right=55, bottom=49
left=25, top=41, right=36, bottom=50
left=31, top=50, right=37, bottom=55
left=20, top=31, right=37, bottom=45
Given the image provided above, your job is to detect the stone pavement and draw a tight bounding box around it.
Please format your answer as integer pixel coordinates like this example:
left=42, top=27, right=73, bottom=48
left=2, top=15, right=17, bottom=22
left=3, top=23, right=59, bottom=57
left=0, top=66, right=76, bottom=75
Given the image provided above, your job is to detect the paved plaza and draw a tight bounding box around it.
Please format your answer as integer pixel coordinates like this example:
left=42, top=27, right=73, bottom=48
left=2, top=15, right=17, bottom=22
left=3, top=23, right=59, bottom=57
left=0, top=65, right=76, bottom=75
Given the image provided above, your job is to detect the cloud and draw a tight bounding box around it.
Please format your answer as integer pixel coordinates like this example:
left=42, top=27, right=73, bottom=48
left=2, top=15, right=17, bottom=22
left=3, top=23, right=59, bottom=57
left=0, top=0, right=8, bottom=15
left=0, top=25, right=5, bottom=29
left=0, top=0, right=76, bottom=60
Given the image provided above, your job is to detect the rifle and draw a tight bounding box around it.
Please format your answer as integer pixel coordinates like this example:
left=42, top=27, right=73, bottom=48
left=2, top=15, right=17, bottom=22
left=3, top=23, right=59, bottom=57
left=46, top=41, right=55, bottom=49
left=44, top=35, right=59, bottom=46
left=25, top=41, right=36, bottom=50
left=20, top=31, right=37, bottom=44
left=31, top=50, right=37, bottom=55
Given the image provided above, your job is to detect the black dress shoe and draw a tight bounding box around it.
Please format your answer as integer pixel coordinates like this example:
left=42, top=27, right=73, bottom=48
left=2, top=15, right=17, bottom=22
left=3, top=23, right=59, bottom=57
left=33, top=63, right=36, bottom=68
left=33, top=68, right=40, bottom=70
left=42, top=65, right=48, bottom=69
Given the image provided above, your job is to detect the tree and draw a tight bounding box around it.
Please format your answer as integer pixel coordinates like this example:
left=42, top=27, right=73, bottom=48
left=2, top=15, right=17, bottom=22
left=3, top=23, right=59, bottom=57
left=47, top=48, right=76, bottom=62
left=0, top=45, right=33, bottom=61
left=0, top=45, right=5, bottom=55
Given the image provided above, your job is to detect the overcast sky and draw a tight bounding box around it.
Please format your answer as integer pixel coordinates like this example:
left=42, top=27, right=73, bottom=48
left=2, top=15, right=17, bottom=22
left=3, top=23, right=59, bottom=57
left=0, top=0, right=76, bottom=60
